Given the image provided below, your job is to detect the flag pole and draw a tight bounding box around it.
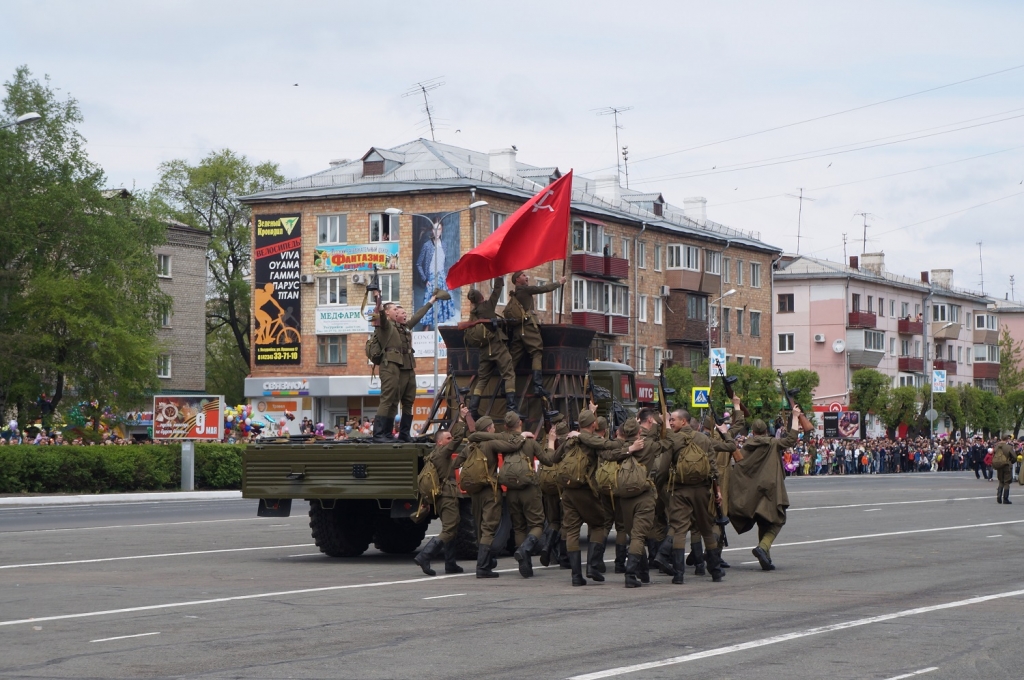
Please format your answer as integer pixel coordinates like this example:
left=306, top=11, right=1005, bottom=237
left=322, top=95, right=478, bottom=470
left=558, top=218, right=570, bottom=324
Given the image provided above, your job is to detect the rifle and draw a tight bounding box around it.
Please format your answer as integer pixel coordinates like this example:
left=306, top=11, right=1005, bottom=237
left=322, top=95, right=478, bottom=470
left=714, top=358, right=750, bottom=418
left=711, top=477, right=730, bottom=546
left=359, top=264, right=381, bottom=319
left=777, top=369, right=815, bottom=433
left=656, top=362, right=675, bottom=439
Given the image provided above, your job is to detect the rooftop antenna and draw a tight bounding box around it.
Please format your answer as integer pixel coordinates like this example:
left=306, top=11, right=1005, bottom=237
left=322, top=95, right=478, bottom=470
left=842, top=232, right=848, bottom=263
left=402, top=77, right=445, bottom=142
left=1011, top=274, right=1016, bottom=301
left=785, top=188, right=816, bottom=254
left=977, top=241, right=985, bottom=294
left=854, top=212, right=873, bottom=254
left=621, top=146, right=630, bottom=189
left=594, top=106, right=633, bottom=185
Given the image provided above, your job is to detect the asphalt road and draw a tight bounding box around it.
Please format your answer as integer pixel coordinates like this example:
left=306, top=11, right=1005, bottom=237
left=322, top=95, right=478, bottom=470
left=1, top=472, right=1022, bottom=680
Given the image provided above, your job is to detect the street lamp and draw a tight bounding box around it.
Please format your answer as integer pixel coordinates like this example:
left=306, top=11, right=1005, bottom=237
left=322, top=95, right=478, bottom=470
left=383, top=201, right=489, bottom=398
left=708, top=288, right=737, bottom=361
left=0, top=111, right=42, bottom=130
left=928, top=320, right=955, bottom=445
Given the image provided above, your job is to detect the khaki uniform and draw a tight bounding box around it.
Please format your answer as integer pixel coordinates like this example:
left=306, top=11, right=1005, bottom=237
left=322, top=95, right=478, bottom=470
left=503, top=437, right=547, bottom=545
left=597, top=435, right=656, bottom=558
left=549, top=435, right=610, bottom=552
left=708, top=416, right=744, bottom=544
left=505, top=281, right=562, bottom=370
left=425, top=420, right=467, bottom=544
left=466, top=431, right=522, bottom=545
left=729, top=429, right=799, bottom=549
left=658, top=426, right=721, bottom=551
left=376, top=304, right=432, bottom=420
left=993, top=441, right=1015, bottom=500
left=470, top=280, right=516, bottom=397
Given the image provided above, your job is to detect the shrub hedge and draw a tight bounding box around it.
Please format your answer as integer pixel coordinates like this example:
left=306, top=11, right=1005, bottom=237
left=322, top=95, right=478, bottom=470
left=0, top=443, right=245, bottom=494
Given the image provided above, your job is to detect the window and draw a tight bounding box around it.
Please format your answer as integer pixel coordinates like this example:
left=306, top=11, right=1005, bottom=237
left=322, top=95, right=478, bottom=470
left=709, top=304, right=719, bottom=329
left=638, top=346, right=648, bottom=374
left=317, top=335, right=347, bottom=365
left=878, top=298, right=884, bottom=316
left=379, top=273, right=400, bottom=303
left=901, top=301, right=910, bottom=318
left=778, top=294, right=795, bottom=313
left=684, top=245, right=700, bottom=271
left=966, top=312, right=972, bottom=329
left=654, top=245, right=663, bottom=271
left=157, top=254, right=172, bottom=278
left=573, top=279, right=610, bottom=313
left=915, top=340, right=921, bottom=358
left=686, top=295, right=707, bottom=321
left=610, top=285, right=629, bottom=316
left=735, top=356, right=744, bottom=365
left=867, top=296, right=874, bottom=313
left=491, top=212, right=507, bottom=233
left=157, top=354, right=172, bottom=378
left=736, top=309, right=744, bottom=335
left=958, top=346, right=963, bottom=363
left=901, top=339, right=910, bottom=356
left=317, top=276, right=347, bottom=305
left=602, top=234, right=614, bottom=256
left=621, top=238, right=630, bottom=262
left=637, top=241, right=647, bottom=269
left=891, top=299, right=896, bottom=317
left=778, top=333, right=795, bottom=353
left=723, top=308, right=731, bottom=333
left=890, top=337, right=896, bottom=355
left=865, top=330, right=884, bottom=351
left=622, top=346, right=632, bottom=366
left=667, top=245, right=681, bottom=269
left=553, top=285, right=564, bottom=316
left=722, top=257, right=731, bottom=283
left=750, top=311, right=761, bottom=337
left=736, top=260, right=744, bottom=285
left=950, top=305, right=961, bottom=324
left=638, top=294, right=648, bottom=322
left=932, top=303, right=960, bottom=323
left=915, top=303, right=921, bottom=317
left=368, top=214, right=396, bottom=242
left=572, top=220, right=603, bottom=254
left=750, top=262, right=761, bottom=288
left=967, top=347, right=972, bottom=364
left=705, top=250, right=722, bottom=274
left=976, top=313, right=998, bottom=330
left=654, top=298, right=663, bottom=324
left=535, top=279, right=547, bottom=311
left=159, top=305, right=172, bottom=328
left=947, top=344, right=954, bottom=361
left=494, top=275, right=508, bottom=306
left=852, top=293, right=861, bottom=312
left=749, top=357, right=762, bottom=367
left=653, top=348, right=663, bottom=369
left=318, top=214, right=347, bottom=244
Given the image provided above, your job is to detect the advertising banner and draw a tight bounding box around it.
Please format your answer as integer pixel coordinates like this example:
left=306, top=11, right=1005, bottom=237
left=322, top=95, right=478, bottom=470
left=412, top=331, right=447, bottom=358
left=153, top=395, right=224, bottom=440
left=932, top=369, right=947, bottom=393
left=314, top=243, right=399, bottom=272
left=709, top=348, right=727, bottom=377
left=822, top=410, right=861, bottom=439
left=315, top=306, right=373, bottom=335
left=254, top=214, right=302, bottom=365
left=412, top=212, right=461, bottom=330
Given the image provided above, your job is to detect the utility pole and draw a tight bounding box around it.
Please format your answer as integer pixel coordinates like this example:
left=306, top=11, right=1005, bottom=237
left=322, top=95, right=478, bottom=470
left=977, top=241, right=985, bottom=294
left=854, top=212, right=873, bottom=254
left=1011, top=274, right=1016, bottom=301
left=785, top=188, right=816, bottom=254
left=842, top=232, right=848, bottom=264
left=402, top=77, right=445, bottom=142
left=594, top=106, right=633, bottom=185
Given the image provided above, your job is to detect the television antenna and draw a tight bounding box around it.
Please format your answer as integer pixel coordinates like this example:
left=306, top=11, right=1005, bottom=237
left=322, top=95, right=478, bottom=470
left=977, top=241, right=985, bottom=293
left=785, top=188, right=816, bottom=254
left=403, top=77, right=445, bottom=142
left=854, top=212, right=874, bottom=254
left=594, top=106, right=633, bottom=185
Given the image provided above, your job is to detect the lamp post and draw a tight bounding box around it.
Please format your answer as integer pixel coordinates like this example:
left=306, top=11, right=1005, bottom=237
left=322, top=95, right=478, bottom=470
left=0, top=112, right=42, bottom=131
left=929, top=320, right=955, bottom=445
left=384, top=201, right=488, bottom=396
left=707, top=288, right=737, bottom=365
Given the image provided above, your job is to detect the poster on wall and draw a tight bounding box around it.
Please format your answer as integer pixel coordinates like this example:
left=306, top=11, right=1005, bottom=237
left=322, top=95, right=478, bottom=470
left=315, top=306, right=373, bottom=334
left=412, top=212, right=462, bottom=331
left=254, top=214, right=302, bottom=365
left=412, top=331, right=448, bottom=358
left=314, top=243, right=399, bottom=272
left=153, top=395, right=224, bottom=440
left=822, top=410, right=861, bottom=439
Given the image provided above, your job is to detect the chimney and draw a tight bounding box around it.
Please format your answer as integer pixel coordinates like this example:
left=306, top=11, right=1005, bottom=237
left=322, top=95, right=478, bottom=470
left=861, top=252, right=885, bottom=275
left=930, top=269, right=953, bottom=289
left=849, top=255, right=859, bottom=270
left=594, top=175, right=621, bottom=202
left=488, top=148, right=517, bottom=177
left=921, top=271, right=929, bottom=283
left=683, top=197, right=707, bottom=222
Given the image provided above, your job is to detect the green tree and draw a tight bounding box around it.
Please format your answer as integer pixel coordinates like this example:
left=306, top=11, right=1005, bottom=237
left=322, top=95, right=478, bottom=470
left=663, top=364, right=694, bottom=411
left=850, top=368, right=890, bottom=415
left=0, top=66, right=166, bottom=424
left=881, top=385, right=919, bottom=436
left=1004, top=390, right=1024, bottom=438
left=998, top=326, right=1024, bottom=395
left=782, top=369, right=819, bottom=418
left=962, top=385, right=1003, bottom=437
left=206, top=322, right=248, bottom=406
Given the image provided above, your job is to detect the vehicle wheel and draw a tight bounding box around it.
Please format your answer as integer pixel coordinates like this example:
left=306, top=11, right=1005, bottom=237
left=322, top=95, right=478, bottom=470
left=454, top=498, right=478, bottom=560
left=373, top=514, right=429, bottom=554
left=308, top=500, right=374, bottom=557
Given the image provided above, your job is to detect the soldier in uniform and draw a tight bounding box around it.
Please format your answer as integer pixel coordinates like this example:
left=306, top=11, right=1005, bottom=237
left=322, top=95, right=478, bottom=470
left=465, top=415, right=522, bottom=578
left=637, top=408, right=674, bottom=576
left=728, top=406, right=802, bottom=571
left=504, top=271, right=566, bottom=397
left=466, top=278, right=519, bottom=419
left=539, top=414, right=570, bottom=569
left=372, top=291, right=440, bottom=442
left=501, top=411, right=548, bottom=577
left=414, top=405, right=471, bottom=576
left=657, top=408, right=727, bottom=584
left=993, top=434, right=1015, bottom=504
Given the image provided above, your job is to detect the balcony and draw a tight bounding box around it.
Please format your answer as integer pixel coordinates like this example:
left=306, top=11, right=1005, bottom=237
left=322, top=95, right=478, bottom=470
left=898, top=318, right=924, bottom=335
left=570, top=312, right=628, bottom=335
left=898, top=357, right=924, bottom=372
left=974, top=362, right=1000, bottom=380
left=847, top=311, right=877, bottom=329
left=571, top=254, right=628, bottom=280
left=933, top=359, right=957, bottom=376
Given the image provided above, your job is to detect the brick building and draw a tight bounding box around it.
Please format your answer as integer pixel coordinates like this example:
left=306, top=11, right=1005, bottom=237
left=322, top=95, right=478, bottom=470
left=240, top=139, right=781, bottom=428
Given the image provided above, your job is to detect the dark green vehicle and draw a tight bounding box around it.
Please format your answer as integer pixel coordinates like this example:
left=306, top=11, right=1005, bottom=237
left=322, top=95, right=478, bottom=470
left=242, top=325, right=636, bottom=558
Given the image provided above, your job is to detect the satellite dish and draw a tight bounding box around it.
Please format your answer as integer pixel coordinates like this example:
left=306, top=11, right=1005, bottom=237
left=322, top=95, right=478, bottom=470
left=832, top=339, right=846, bottom=354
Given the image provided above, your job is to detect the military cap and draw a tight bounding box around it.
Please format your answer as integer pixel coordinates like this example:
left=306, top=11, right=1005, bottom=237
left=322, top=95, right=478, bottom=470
left=622, top=418, right=639, bottom=438
left=596, top=416, right=608, bottom=432
left=751, top=418, right=768, bottom=435
left=511, top=271, right=525, bottom=283
left=475, top=415, right=494, bottom=432
left=578, top=410, right=596, bottom=428
left=432, top=288, right=451, bottom=301
left=504, top=411, right=521, bottom=429
left=556, top=420, right=570, bottom=437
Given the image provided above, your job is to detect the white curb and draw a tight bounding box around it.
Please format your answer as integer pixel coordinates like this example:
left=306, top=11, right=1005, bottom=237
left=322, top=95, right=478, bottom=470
left=0, top=491, right=243, bottom=506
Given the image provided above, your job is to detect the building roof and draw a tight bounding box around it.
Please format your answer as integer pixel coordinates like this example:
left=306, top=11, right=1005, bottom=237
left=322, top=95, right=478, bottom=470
left=240, top=138, right=780, bottom=254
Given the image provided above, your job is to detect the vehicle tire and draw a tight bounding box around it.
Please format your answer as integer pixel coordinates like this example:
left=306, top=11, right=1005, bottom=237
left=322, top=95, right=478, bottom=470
left=308, top=500, right=374, bottom=558
left=454, top=498, right=478, bottom=560
left=373, top=514, right=429, bottom=554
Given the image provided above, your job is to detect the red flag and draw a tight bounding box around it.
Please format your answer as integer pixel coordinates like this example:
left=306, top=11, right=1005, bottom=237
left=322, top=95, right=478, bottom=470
left=446, top=170, right=573, bottom=289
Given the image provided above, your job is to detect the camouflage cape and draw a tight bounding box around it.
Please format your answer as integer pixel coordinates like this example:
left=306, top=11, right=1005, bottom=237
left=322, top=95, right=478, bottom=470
left=727, top=429, right=799, bottom=533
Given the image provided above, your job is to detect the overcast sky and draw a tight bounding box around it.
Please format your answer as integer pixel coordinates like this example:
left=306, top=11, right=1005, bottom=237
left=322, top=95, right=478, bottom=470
left=4, top=1, right=1023, bottom=300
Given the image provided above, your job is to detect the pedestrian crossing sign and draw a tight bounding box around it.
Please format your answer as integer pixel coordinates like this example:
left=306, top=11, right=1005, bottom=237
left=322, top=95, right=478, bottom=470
left=692, top=387, right=710, bottom=408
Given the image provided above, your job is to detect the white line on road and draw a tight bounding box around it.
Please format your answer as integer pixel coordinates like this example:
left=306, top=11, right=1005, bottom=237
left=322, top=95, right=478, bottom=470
left=864, top=508, right=881, bottom=512
left=423, top=593, right=465, bottom=600
left=740, top=561, right=759, bottom=565
left=0, top=544, right=314, bottom=570
left=566, top=591, right=1022, bottom=679
left=790, top=496, right=987, bottom=511
left=90, top=632, right=160, bottom=643
left=987, top=535, right=1003, bottom=538
left=0, top=517, right=264, bottom=535
left=287, top=553, right=322, bottom=558
left=885, top=667, right=939, bottom=680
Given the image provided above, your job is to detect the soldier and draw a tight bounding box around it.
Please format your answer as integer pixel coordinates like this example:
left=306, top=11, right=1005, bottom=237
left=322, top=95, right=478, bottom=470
left=504, top=271, right=566, bottom=397
left=709, top=396, right=746, bottom=569
left=728, top=406, right=801, bottom=571
left=657, top=408, right=726, bottom=584
left=500, top=411, right=548, bottom=577
left=993, top=434, right=1015, bottom=505
left=636, top=408, right=674, bottom=576
left=466, top=278, right=519, bottom=419
left=594, top=415, right=613, bottom=576
left=414, top=405, right=471, bottom=576
left=465, top=415, right=522, bottom=578
left=539, top=414, right=571, bottom=570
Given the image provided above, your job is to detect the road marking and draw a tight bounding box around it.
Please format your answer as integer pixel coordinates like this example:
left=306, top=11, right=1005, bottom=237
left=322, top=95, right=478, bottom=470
left=566, top=591, right=1023, bottom=679
left=864, top=508, right=881, bottom=512
left=790, top=496, right=988, bottom=512
left=722, top=519, right=1024, bottom=554
left=885, top=667, right=939, bottom=680
left=287, top=553, right=322, bottom=558
left=0, top=544, right=314, bottom=570
left=90, top=632, right=160, bottom=643
left=987, top=535, right=1003, bottom=538
left=423, top=593, right=465, bottom=600
left=740, top=561, right=759, bottom=565
left=0, top=517, right=263, bottom=535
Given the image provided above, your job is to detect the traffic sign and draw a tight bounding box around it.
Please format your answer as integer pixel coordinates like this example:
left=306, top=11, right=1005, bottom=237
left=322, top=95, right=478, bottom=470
left=925, top=408, right=939, bottom=422
left=932, top=370, right=947, bottom=394
left=692, top=387, right=710, bottom=408
left=709, top=348, right=727, bottom=377
left=828, top=402, right=843, bottom=412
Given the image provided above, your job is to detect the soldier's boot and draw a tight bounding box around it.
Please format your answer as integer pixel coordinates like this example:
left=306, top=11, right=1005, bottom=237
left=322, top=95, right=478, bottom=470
left=751, top=546, right=775, bottom=571
left=614, top=544, right=628, bottom=573
left=476, top=543, right=499, bottom=579
left=413, top=536, right=444, bottom=577
left=371, top=415, right=393, bottom=443
left=531, top=370, right=550, bottom=398
left=638, top=551, right=651, bottom=584
left=586, top=542, right=605, bottom=582
left=671, top=549, right=687, bottom=584
left=539, top=528, right=554, bottom=567
left=443, top=540, right=463, bottom=574
left=997, top=486, right=1003, bottom=504
left=624, top=553, right=642, bottom=589
left=397, top=413, right=414, bottom=442
left=569, top=551, right=587, bottom=587
left=652, top=538, right=675, bottom=576
left=468, top=394, right=482, bottom=420
left=514, top=534, right=539, bottom=578
left=504, top=392, right=523, bottom=419
left=558, top=539, right=572, bottom=569
left=593, top=539, right=607, bottom=574
left=1004, top=488, right=1012, bottom=504
left=691, top=541, right=706, bottom=576
left=706, top=548, right=725, bottom=583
